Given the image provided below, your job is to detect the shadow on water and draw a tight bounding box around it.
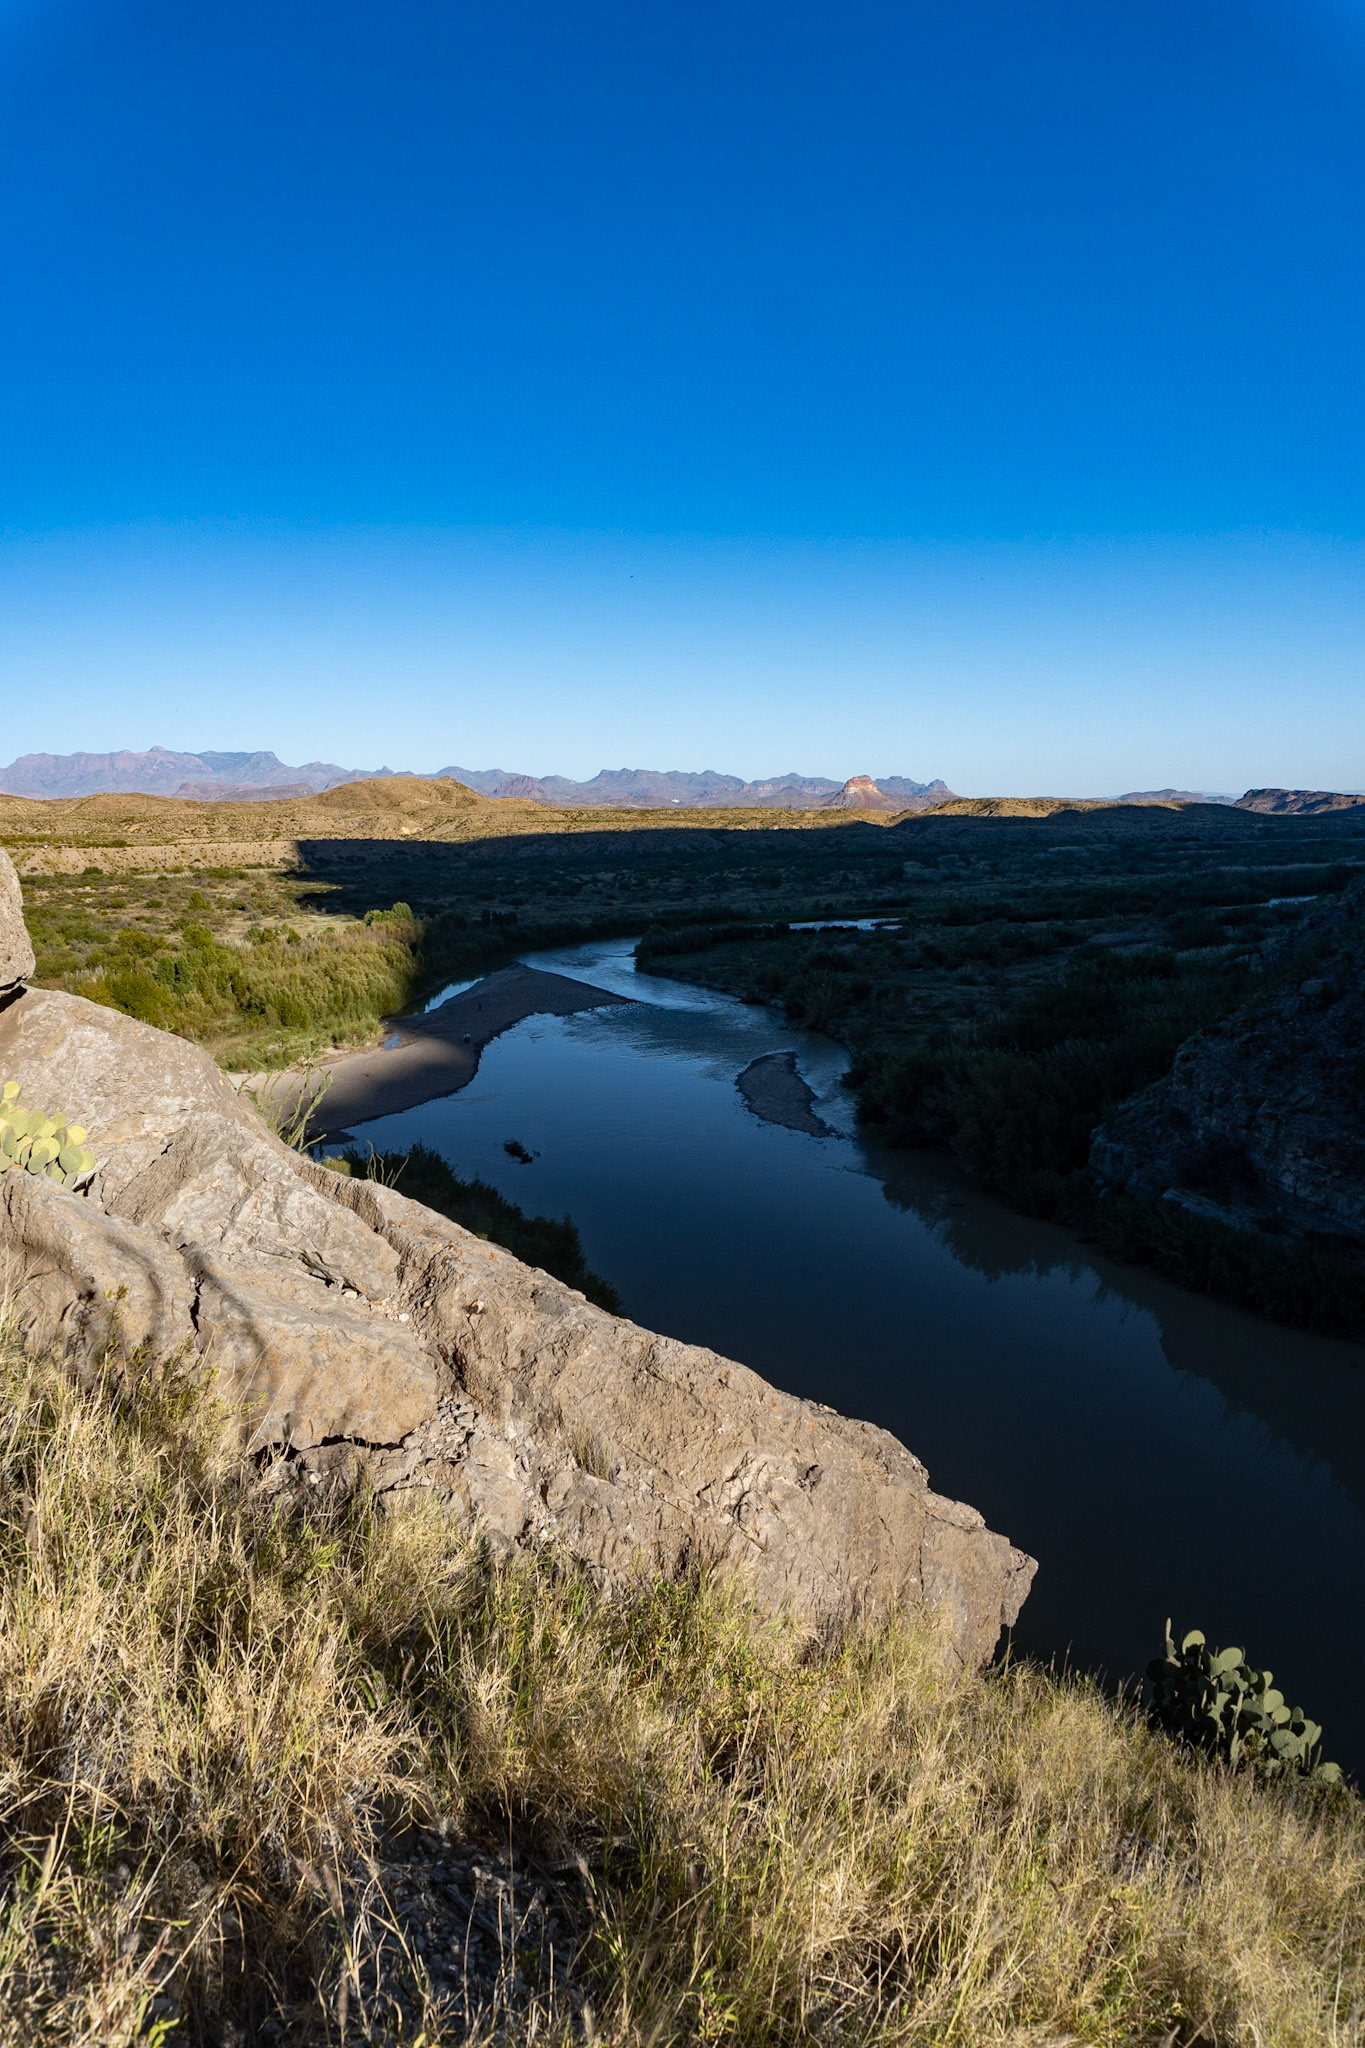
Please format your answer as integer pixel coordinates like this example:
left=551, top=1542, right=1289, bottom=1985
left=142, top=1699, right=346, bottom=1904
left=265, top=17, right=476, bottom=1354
left=879, top=1149, right=1365, bottom=1529
left=333, top=921, right=1365, bottom=1777
left=868, top=1149, right=1365, bottom=1749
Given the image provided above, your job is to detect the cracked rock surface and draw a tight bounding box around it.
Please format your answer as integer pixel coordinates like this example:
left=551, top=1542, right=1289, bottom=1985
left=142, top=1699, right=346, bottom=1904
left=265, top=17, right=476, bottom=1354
left=0, top=975, right=1035, bottom=1661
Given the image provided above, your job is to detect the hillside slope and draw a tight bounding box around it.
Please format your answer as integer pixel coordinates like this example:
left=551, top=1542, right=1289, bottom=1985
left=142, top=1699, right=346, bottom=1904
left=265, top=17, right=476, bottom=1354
left=1092, top=878, right=1365, bottom=1242
left=1237, top=787, right=1365, bottom=816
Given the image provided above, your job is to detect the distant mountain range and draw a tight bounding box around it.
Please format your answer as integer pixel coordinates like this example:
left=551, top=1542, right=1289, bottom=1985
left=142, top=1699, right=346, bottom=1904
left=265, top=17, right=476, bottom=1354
left=0, top=748, right=389, bottom=800
left=2, top=749, right=1360, bottom=817
left=0, top=749, right=954, bottom=810
left=435, top=766, right=955, bottom=809
left=1113, top=788, right=1239, bottom=805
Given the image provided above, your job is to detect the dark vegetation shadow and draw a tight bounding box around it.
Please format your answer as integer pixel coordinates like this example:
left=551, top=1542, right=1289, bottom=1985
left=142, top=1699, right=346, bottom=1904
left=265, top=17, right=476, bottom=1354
left=325, top=1142, right=621, bottom=1312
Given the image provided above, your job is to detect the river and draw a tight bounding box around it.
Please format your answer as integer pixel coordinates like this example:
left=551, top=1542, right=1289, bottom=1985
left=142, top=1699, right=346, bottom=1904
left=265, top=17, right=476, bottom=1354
left=340, top=934, right=1365, bottom=1773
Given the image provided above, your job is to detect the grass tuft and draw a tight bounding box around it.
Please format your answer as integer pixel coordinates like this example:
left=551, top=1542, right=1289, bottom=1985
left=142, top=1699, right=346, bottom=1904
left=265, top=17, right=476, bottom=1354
left=0, top=1324, right=1360, bottom=2043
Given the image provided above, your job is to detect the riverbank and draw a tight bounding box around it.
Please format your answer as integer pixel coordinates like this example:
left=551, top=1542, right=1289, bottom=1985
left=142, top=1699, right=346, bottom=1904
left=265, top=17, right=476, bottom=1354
left=636, top=906, right=1365, bottom=1339
left=288, top=962, right=633, bottom=1137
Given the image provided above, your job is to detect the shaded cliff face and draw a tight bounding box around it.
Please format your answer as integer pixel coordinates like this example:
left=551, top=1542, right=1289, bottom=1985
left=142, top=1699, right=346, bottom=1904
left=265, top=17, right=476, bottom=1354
left=1091, top=880, right=1365, bottom=1242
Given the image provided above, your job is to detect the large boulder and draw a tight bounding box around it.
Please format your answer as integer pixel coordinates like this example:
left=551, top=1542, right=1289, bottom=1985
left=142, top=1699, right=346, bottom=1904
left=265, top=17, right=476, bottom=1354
left=0, top=1166, right=196, bottom=1361
left=0, top=950, right=1036, bottom=1658
left=190, top=1249, right=438, bottom=1451
left=0, top=849, right=34, bottom=992
left=303, top=1166, right=1036, bottom=1656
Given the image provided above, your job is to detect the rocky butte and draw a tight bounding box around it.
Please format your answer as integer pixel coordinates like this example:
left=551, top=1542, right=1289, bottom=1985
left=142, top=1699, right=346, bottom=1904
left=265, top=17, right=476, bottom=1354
left=0, top=849, right=1032, bottom=1661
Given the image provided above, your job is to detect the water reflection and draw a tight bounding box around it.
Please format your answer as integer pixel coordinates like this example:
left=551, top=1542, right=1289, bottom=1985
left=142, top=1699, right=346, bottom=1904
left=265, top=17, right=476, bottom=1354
left=876, top=1147, right=1365, bottom=1531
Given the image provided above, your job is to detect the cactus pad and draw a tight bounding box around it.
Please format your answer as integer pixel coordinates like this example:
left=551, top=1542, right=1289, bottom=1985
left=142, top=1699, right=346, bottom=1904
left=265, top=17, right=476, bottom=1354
left=0, top=1081, right=96, bottom=1190
left=1147, top=1620, right=1342, bottom=1785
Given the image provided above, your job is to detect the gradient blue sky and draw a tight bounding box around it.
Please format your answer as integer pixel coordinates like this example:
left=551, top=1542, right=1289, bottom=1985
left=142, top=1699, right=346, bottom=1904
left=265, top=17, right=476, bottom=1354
left=3, top=0, right=1364, bottom=790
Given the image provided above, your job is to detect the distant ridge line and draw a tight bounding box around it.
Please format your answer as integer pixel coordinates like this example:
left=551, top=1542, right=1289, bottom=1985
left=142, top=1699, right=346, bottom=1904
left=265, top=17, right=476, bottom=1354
left=435, top=766, right=955, bottom=809
left=5, top=748, right=1355, bottom=816
left=0, top=748, right=389, bottom=801
left=0, top=748, right=955, bottom=810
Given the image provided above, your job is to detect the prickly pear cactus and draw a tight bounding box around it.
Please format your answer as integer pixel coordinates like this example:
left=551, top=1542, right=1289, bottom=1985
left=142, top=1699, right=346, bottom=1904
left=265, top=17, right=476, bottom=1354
left=1147, top=1623, right=1342, bottom=1785
left=0, top=1080, right=97, bottom=1190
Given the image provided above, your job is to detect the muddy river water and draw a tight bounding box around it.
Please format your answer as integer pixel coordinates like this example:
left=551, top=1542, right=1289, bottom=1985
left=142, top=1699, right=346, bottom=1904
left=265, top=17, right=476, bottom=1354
left=342, top=935, right=1365, bottom=1773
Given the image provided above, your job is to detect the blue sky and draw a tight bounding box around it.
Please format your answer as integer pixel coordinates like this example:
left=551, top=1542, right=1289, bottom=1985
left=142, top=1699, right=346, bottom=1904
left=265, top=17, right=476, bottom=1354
left=2, top=0, right=1364, bottom=790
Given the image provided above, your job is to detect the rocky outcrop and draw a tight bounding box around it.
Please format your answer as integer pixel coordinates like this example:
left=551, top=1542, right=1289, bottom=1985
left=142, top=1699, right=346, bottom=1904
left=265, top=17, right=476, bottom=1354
left=0, top=850, right=34, bottom=991
left=0, top=888, right=1034, bottom=1658
left=0, top=1164, right=197, bottom=1360
left=1236, top=788, right=1365, bottom=817
left=306, top=1165, right=1033, bottom=1654
left=1091, top=880, right=1365, bottom=1242
left=821, top=776, right=902, bottom=811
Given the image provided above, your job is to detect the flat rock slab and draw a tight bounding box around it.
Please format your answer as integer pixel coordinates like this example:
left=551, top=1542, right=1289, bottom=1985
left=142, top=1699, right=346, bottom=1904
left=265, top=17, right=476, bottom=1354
left=737, top=1051, right=835, bottom=1137
left=300, top=965, right=634, bottom=1136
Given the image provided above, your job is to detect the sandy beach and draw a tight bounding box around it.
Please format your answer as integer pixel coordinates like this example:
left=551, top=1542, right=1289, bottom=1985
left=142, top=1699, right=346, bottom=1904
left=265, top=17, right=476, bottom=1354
left=291, top=963, right=634, bottom=1138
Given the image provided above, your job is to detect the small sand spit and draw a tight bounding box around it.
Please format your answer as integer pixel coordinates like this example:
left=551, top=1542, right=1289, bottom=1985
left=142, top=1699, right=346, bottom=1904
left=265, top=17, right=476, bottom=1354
left=736, top=1051, right=835, bottom=1138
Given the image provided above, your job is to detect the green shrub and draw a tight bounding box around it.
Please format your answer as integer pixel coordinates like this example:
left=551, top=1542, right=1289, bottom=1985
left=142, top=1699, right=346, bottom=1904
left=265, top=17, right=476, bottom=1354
left=90, top=966, right=181, bottom=1030
left=785, top=968, right=847, bottom=1030
left=860, top=952, right=1249, bottom=1202
left=110, top=926, right=163, bottom=961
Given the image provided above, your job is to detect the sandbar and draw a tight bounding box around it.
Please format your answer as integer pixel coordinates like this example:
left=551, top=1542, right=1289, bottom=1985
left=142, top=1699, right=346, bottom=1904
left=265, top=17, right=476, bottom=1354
left=292, top=964, right=634, bottom=1138
left=736, top=1051, right=835, bottom=1137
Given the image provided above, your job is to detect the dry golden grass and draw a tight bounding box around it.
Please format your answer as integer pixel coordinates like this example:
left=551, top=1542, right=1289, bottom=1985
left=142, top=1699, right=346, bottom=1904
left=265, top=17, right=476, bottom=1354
left=0, top=1322, right=1360, bottom=2045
